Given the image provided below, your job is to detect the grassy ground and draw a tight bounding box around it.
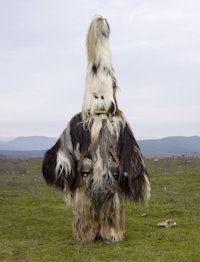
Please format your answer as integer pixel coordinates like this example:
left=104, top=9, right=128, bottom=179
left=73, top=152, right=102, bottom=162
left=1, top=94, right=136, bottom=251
left=0, top=157, right=200, bottom=261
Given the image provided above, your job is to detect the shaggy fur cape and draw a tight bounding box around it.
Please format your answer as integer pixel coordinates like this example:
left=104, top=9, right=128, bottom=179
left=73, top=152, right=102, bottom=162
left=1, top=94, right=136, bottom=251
left=42, top=15, right=150, bottom=244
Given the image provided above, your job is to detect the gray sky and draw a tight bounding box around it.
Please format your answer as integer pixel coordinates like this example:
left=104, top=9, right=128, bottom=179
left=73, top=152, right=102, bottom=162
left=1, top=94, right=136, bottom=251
left=0, top=0, right=200, bottom=139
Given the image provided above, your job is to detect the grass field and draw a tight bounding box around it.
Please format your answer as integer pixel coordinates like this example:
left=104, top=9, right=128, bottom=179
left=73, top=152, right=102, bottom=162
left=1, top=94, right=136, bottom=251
left=0, top=157, right=200, bottom=261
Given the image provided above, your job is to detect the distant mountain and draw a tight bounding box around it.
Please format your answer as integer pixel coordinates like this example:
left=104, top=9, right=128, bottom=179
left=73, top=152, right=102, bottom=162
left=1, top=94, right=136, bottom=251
left=138, top=136, right=200, bottom=156
left=0, top=136, right=200, bottom=158
left=0, top=150, right=45, bottom=159
left=0, top=136, right=57, bottom=151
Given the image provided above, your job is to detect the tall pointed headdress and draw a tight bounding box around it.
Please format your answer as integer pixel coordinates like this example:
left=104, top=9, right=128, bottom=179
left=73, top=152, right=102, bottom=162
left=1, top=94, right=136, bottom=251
left=82, top=15, right=121, bottom=121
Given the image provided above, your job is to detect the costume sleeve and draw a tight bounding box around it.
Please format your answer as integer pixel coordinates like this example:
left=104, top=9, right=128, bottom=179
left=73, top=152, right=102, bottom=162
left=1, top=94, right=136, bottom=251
left=42, top=123, right=76, bottom=191
left=118, top=123, right=151, bottom=203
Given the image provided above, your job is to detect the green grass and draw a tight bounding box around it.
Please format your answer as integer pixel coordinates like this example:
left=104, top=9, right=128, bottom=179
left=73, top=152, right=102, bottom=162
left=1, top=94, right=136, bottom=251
left=0, top=157, right=200, bottom=261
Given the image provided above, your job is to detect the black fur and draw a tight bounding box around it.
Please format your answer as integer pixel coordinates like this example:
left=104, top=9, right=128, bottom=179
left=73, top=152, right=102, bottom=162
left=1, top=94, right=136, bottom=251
left=118, top=123, right=149, bottom=202
left=70, top=113, right=91, bottom=157
left=108, top=102, right=115, bottom=114
left=42, top=137, right=76, bottom=191
left=92, top=64, right=99, bottom=74
left=42, top=140, right=65, bottom=188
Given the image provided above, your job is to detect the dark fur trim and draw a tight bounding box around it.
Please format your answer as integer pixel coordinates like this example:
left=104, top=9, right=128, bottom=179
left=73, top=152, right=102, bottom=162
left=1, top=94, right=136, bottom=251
left=42, top=139, right=76, bottom=191
left=42, top=140, right=63, bottom=188
left=70, top=113, right=91, bottom=156
left=108, top=101, right=115, bottom=114
left=92, top=64, right=99, bottom=74
left=118, top=123, right=149, bottom=202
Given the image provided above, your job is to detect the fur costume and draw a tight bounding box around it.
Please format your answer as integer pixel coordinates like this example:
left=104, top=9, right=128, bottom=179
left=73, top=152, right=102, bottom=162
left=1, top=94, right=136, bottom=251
left=42, top=15, right=150, bottom=244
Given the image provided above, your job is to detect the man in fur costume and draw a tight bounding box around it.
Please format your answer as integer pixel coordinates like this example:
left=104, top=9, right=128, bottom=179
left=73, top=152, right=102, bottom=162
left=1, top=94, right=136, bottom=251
left=42, top=15, right=150, bottom=244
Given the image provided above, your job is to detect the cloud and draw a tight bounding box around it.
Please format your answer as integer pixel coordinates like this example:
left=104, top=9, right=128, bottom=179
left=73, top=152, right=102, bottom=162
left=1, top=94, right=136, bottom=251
left=0, top=0, right=200, bottom=138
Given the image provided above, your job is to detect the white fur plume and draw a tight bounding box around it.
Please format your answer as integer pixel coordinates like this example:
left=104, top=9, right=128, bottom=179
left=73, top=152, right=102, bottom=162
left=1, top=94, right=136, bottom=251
left=82, top=15, right=117, bottom=121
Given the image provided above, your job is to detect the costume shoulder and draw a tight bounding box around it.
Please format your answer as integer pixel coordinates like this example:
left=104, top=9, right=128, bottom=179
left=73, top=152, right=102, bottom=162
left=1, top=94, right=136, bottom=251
left=42, top=113, right=83, bottom=191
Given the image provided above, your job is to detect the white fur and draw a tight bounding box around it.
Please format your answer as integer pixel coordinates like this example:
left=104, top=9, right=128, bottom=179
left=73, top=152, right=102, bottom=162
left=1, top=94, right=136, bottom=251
left=144, top=174, right=151, bottom=202
left=86, top=15, right=111, bottom=65
left=82, top=15, right=116, bottom=120
left=82, top=70, right=114, bottom=118
left=92, top=146, right=111, bottom=192
left=56, top=149, right=72, bottom=179
left=55, top=125, right=74, bottom=180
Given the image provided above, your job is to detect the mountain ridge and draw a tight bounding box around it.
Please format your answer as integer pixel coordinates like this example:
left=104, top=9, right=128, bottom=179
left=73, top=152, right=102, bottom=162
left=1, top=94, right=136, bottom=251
left=0, top=135, right=200, bottom=157
left=0, top=136, right=57, bottom=151
left=138, top=136, right=200, bottom=154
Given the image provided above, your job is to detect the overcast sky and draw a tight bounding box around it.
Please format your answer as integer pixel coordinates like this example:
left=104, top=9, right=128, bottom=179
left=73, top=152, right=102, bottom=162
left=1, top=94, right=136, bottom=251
left=0, top=0, right=200, bottom=140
